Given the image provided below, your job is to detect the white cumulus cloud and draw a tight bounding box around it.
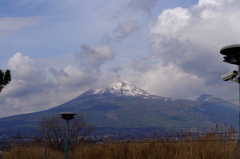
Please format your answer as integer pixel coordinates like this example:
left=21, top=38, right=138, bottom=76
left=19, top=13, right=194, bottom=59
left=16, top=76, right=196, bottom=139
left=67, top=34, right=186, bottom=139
left=76, top=44, right=115, bottom=71
left=0, top=52, right=100, bottom=117
left=148, top=0, right=240, bottom=100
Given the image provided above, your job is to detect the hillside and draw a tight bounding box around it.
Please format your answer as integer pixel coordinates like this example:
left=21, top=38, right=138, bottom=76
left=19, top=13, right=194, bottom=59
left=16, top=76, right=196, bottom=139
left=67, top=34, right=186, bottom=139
left=0, top=82, right=238, bottom=136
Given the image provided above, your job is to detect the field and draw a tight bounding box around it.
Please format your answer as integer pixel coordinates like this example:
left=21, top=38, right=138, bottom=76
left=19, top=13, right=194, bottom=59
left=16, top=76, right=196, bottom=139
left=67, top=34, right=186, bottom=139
left=1, top=129, right=240, bottom=159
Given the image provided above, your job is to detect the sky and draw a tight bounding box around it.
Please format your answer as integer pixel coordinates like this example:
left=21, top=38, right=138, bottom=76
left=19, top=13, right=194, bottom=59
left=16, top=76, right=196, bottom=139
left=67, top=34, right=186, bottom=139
left=1, top=0, right=240, bottom=118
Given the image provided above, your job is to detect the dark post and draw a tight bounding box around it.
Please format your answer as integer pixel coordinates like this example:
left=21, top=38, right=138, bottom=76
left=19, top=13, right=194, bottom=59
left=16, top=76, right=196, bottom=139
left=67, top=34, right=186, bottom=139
left=239, top=65, right=240, bottom=134
left=220, top=44, right=240, bottom=135
left=60, top=112, right=76, bottom=159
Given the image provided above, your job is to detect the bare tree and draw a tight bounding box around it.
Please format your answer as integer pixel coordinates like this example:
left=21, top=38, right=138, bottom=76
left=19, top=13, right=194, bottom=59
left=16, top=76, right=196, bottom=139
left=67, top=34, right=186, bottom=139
left=38, top=113, right=95, bottom=151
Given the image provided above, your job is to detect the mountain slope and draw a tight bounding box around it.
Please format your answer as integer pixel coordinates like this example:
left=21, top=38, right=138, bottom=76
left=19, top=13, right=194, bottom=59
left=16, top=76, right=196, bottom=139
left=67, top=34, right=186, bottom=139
left=81, top=81, right=174, bottom=100
left=0, top=82, right=238, bottom=136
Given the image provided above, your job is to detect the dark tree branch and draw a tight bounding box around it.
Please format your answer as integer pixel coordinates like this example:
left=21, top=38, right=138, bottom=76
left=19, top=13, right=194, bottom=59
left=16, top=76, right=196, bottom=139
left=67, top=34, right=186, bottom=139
left=0, top=69, right=11, bottom=93
left=38, top=113, right=95, bottom=151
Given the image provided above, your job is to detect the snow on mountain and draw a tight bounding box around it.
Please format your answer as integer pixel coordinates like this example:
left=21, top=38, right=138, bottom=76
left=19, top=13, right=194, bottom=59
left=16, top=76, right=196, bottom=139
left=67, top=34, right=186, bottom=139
left=88, top=81, right=175, bottom=101
left=93, top=81, right=150, bottom=97
left=195, top=94, right=214, bottom=102
left=195, top=94, right=228, bottom=103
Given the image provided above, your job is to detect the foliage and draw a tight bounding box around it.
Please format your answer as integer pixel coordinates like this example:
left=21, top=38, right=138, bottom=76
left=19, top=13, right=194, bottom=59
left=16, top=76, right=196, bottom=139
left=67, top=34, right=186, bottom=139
left=38, top=113, right=95, bottom=151
left=2, top=130, right=240, bottom=159
left=3, top=127, right=240, bottom=159
left=1, top=146, right=63, bottom=159
left=0, top=69, right=11, bottom=93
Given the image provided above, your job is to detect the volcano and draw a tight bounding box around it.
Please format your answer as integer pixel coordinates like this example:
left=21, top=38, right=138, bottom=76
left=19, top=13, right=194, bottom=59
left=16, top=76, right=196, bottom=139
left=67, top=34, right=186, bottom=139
left=0, top=81, right=238, bottom=136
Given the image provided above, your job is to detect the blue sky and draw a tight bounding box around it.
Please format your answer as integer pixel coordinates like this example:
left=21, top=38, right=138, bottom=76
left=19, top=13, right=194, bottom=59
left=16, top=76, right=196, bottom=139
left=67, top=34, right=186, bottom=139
left=0, top=0, right=197, bottom=59
left=1, top=0, right=240, bottom=118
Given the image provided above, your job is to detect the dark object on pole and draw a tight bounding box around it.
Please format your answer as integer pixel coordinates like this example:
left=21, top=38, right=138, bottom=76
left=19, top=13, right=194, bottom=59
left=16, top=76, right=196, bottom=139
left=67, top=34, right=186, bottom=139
left=38, top=113, right=95, bottom=151
left=220, top=44, right=240, bottom=135
left=60, top=112, right=76, bottom=120
left=220, top=44, right=240, bottom=65
left=60, top=112, right=76, bottom=159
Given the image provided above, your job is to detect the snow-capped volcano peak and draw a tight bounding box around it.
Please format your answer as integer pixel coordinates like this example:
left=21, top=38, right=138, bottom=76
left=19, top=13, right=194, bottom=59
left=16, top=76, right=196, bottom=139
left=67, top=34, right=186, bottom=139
left=109, top=81, right=150, bottom=97
left=83, top=81, right=174, bottom=100
left=92, top=81, right=150, bottom=98
left=111, top=81, right=134, bottom=91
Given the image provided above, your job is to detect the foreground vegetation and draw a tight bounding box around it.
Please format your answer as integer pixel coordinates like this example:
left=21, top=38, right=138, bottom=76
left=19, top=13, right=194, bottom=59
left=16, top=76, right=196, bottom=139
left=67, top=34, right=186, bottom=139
left=2, top=130, right=240, bottom=159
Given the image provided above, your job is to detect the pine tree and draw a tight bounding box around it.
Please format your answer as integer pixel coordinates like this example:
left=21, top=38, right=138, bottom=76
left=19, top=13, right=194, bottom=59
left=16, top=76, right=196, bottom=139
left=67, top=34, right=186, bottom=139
left=0, top=69, right=11, bottom=92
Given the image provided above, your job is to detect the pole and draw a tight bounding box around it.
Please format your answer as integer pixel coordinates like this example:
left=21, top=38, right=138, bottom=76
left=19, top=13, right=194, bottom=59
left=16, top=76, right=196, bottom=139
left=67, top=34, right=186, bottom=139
left=64, top=120, right=69, bottom=159
left=44, top=120, right=48, bottom=159
left=239, top=65, right=240, bottom=136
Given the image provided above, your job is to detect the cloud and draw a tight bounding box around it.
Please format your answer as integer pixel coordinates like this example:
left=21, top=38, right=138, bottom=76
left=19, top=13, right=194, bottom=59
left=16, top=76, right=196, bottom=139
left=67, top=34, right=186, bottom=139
left=2, top=0, right=240, bottom=118
left=142, top=64, right=206, bottom=99
left=197, top=0, right=234, bottom=6
left=131, top=58, right=152, bottom=72
left=109, top=62, right=206, bottom=99
left=102, top=20, right=140, bottom=43
left=150, top=0, right=240, bottom=87
left=7, top=52, right=42, bottom=81
left=128, top=0, right=159, bottom=15
left=57, top=66, right=98, bottom=88
left=0, top=52, right=100, bottom=117
left=76, top=44, right=115, bottom=71
left=0, top=17, right=41, bottom=37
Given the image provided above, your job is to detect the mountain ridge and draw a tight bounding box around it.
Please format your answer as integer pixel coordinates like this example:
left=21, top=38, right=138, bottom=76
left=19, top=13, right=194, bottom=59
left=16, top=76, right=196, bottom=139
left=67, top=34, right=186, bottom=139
left=0, top=81, right=238, bottom=137
left=80, top=81, right=175, bottom=101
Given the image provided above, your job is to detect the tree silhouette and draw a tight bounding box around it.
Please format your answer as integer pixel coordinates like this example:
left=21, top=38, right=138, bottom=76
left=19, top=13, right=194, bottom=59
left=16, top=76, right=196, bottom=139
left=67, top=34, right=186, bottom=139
left=38, top=113, right=95, bottom=151
left=0, top=69, right=11, bottom=93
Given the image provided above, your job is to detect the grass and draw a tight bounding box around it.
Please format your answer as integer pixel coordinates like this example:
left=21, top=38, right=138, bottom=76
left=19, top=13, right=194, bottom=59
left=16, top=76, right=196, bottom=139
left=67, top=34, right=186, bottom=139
left=2, top=130, right=240, bottom=159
